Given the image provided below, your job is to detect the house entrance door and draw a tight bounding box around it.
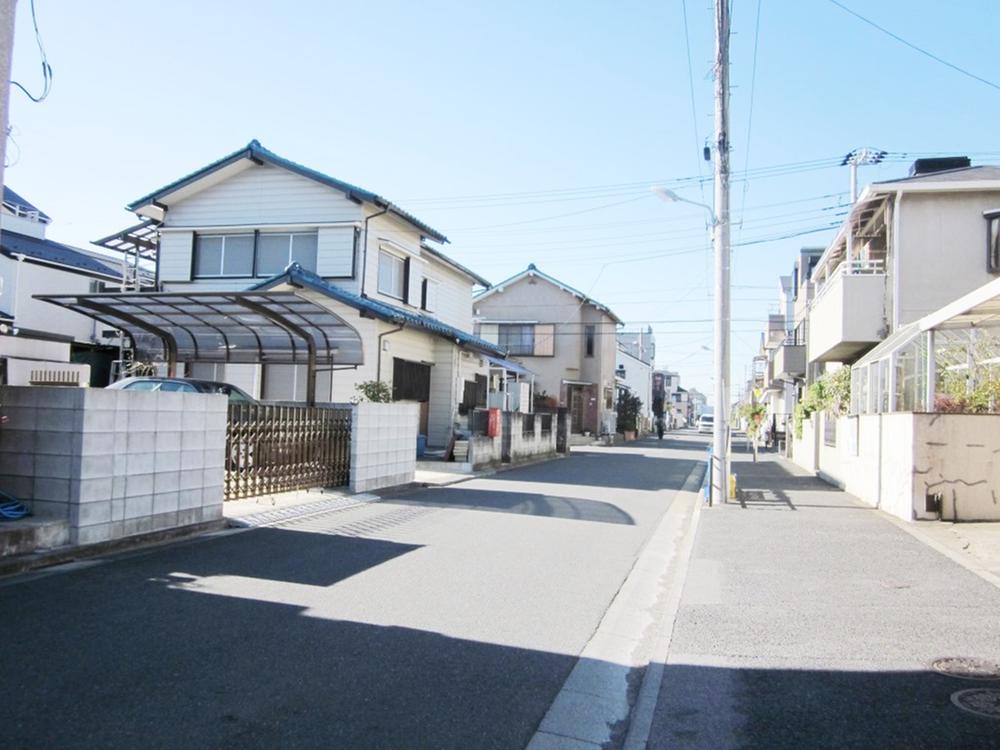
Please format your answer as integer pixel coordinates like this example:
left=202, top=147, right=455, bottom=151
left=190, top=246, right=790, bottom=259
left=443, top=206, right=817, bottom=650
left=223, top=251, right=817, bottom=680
left=569, top=387, right=585, bottom=433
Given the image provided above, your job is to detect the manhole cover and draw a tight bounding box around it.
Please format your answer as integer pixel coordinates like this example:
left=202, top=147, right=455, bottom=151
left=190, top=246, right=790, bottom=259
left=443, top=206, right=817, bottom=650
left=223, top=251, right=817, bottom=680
left=951, top=688, right=1000, bottom=719
left=932, top=657, right=1000, bottom=681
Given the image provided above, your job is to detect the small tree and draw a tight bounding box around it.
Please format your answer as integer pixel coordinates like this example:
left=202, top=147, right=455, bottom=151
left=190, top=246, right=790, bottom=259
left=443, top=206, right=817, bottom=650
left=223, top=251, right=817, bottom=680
left=352, top=380, right=392, bottom=403
left=616, top=392, right=642, bottom=434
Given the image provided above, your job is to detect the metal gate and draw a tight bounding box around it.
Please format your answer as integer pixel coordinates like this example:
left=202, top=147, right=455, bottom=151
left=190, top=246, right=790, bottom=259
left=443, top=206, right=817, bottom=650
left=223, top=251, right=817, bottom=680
left=225, top=403, right=351, bottom=500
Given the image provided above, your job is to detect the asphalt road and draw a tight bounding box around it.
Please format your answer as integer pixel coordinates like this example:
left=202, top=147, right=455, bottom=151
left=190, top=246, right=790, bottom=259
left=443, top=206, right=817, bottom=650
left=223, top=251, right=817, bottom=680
left=0, top=438, right=698, bottom=750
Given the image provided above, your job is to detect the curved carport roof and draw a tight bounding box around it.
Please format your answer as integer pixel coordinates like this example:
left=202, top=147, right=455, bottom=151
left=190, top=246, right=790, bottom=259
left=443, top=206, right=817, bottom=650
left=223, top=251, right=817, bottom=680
left=37, top=288, right=365, bottom=402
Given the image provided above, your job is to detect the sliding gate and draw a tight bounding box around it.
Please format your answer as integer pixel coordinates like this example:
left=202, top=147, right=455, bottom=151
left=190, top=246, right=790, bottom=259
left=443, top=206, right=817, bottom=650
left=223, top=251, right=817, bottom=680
left=225, top=403, right=351, bottom=500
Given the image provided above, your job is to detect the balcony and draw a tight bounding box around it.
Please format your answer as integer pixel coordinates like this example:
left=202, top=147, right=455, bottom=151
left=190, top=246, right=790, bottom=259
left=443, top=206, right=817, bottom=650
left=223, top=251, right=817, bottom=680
left=773, top=340, right=806, bottom=379
left=808, top=261, right=887, bottom=363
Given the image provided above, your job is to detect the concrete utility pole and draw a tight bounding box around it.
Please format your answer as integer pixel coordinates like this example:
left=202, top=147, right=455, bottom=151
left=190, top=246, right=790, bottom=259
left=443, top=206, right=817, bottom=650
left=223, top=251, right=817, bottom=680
left=842, top=147, right=886, bottom=266
left=0, top=0, right=17, bottom=217
left=711, top=0, right=731, bottom=505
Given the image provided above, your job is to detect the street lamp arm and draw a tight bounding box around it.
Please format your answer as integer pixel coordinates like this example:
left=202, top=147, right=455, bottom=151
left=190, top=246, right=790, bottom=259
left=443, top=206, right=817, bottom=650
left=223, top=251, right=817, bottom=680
left=650, top=186, right=717, bottom=225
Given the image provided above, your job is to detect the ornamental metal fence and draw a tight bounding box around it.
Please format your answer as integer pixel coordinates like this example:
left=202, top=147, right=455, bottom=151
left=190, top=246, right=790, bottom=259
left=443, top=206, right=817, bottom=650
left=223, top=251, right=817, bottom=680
left=225, top=403, right=351, bottom=500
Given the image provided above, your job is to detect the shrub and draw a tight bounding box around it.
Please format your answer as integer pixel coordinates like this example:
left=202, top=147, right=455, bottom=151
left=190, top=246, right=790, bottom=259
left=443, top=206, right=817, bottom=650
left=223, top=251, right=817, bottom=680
left=352, top=380, right=392, bottom=403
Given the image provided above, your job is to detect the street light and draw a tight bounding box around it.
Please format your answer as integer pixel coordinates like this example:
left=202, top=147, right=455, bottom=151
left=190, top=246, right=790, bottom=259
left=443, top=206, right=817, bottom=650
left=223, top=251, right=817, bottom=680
left=651, top=185, right=730, bottom=506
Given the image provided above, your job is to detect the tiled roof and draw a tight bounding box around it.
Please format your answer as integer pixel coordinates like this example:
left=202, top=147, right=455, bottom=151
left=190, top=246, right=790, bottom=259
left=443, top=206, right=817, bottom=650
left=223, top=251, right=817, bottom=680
left=252, top=264, right=505, bottom=357
left=0, top=230, right=120, bottom=280
left=2, top=186, right=51, bottom=222
left=126, top=140, right=448, bottom=243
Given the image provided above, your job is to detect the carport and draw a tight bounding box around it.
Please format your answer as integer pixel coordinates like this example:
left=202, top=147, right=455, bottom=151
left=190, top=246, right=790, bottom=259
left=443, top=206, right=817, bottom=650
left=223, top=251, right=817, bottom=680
left=37, top=288, right=365, bottom=405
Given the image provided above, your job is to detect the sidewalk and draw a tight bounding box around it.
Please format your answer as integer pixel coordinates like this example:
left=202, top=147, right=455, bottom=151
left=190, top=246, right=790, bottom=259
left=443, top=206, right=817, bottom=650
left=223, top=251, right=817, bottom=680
left=643, top=452, right=1000, bottom=750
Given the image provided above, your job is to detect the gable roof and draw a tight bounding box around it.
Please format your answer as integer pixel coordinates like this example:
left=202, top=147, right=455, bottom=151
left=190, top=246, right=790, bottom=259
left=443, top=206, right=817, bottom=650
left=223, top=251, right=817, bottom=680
left=474, top=263, right=622, bottom=324
left=1, top=229, right=121, bottom=280
left=126, top=140, right=448, bottom=243
left=252, top=263, right=505, bottom=357
left=419, top=242, right=490, bottom=288
left=2, top=186, right=51, bottom=222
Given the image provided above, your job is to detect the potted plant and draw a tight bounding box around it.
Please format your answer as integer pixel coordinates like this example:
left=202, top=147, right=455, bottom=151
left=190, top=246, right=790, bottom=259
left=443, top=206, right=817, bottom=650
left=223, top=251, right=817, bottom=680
left=616, top=392, right=642, bottom=441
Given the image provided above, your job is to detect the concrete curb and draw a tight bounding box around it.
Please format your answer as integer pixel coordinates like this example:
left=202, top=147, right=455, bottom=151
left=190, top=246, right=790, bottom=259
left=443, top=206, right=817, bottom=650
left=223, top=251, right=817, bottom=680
left=621, top=492, right=703, bottom=750
left=0, top=519, right=226, bottom=579
left=526, top=462, right=705, bottom=750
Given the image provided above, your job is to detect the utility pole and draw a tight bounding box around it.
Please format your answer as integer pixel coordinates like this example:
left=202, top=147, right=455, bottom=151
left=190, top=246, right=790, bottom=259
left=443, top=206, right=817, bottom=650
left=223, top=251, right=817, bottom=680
left=711, top=0, right=731, bottom=505
left=0, top=0, right=17, bottom=219
left=842, top=147, right=886, bottom=266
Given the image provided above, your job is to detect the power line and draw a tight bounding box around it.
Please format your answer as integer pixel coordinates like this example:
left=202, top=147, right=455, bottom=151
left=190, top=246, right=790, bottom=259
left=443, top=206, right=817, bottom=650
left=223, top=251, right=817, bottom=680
left=680, top=0, right=707, bottom=203
left=10, top=0, right=53, bottom=103
left=737, top=0, right=763, bottom=240
left=827, top=0, right=1000, bottom=93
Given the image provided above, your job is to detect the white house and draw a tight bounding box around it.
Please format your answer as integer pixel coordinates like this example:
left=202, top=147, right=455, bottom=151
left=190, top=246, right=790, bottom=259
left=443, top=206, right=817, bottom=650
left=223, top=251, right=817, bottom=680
left=0, top=186, right=126, bottom=386
left=616, top=327, right=655, bottom=426
left=40, top=141, right=504, bottom=449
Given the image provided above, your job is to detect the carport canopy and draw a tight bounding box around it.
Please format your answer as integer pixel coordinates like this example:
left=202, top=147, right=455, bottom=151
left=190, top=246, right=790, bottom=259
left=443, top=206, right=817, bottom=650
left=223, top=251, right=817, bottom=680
left=37, top=289, right=365, bottom=401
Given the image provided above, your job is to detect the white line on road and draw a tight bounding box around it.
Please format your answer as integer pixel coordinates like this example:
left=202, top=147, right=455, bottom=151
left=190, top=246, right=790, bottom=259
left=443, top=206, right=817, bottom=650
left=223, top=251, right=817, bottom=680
left=526, top=461, right=705, bottom=750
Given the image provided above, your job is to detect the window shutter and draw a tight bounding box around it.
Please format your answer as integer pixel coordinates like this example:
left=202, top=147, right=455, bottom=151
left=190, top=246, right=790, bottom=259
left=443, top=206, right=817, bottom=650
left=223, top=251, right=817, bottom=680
left=478, top=323, right=499, bottom=344
left=421, top=278, right=428, bottom=309
left=403, top=257, right=412, bottom=304
left=533, top=324, right=555, bottom=356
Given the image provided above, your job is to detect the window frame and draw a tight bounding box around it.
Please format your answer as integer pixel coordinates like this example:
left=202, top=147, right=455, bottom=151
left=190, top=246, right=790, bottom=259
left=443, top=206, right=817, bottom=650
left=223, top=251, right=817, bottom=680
left=498, top=323, right=535, bottom=356
left=986, top=211, right=1000, bottom=273
left=192, top=233, right=256, bottom=279
left=584, top=324, right=596, bottom=357
left=378, top=249, right=407, bottom=300
left=191, top=230, right=320, bottom=279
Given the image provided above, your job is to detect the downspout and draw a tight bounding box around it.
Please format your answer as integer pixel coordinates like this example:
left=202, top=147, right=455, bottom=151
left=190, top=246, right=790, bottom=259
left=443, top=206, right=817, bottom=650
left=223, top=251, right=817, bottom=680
left=360, top=206, right=390, bottom=298
left=376, top=324, right=405, bottom=384
left=10, top=252, right=25, bottom=333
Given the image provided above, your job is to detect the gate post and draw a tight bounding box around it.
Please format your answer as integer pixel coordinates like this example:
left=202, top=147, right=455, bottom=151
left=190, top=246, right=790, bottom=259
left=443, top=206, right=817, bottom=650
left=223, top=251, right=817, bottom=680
left=556, top=407, right=569, bottom=454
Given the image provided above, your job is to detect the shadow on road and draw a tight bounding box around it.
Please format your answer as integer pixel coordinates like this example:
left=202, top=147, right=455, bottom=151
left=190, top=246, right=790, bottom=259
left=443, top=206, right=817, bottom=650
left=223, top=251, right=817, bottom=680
left=488, top=447, right=700, bottom=493
left=650, top=662, right=1000, bottom=750
left=394, top=486, right=635, bottom=525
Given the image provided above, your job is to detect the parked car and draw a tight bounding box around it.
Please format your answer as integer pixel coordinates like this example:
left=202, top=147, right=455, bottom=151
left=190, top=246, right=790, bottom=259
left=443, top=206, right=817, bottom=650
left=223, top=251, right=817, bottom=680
left=697, top=414, right=714, bottom=434
left=106, top=377, right=255, bottom=403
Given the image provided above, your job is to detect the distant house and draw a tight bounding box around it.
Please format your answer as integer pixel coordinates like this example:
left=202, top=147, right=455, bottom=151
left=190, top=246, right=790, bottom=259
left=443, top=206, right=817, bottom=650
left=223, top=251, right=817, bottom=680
left=473, top=264, right=622, bottom=435
left=40, top=141, right=503, bottom=449
left=615, top=327, right=655, bottom=425
left=0, top=186, right=126, bottom=386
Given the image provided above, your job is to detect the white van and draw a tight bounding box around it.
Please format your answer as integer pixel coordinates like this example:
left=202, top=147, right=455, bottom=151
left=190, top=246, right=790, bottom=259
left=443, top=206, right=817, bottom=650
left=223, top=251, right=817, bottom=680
left=697, top=414, right=714, bottom=434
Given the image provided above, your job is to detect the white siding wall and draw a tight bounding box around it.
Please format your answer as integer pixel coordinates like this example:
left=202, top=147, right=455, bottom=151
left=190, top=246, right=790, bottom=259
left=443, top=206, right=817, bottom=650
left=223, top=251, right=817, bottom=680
left=316, top=226, right=357, bottom=281
left=158, top=231, right=194, bottom=282
left=428, top=339, right=456, bottom=446
left=164, top=164, right=361, bottom=227
left=424, top=261, right=474, bottom=332
left=0, top=257, right=100, bottom=344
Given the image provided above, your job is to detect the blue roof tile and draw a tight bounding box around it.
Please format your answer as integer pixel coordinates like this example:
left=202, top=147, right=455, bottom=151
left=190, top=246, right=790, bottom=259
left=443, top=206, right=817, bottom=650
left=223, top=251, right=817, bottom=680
left=0, top=230, right=120, bottom=279
left=2, top=186, right=51, bottom=222
left=252, top=264, right=505, bottom=357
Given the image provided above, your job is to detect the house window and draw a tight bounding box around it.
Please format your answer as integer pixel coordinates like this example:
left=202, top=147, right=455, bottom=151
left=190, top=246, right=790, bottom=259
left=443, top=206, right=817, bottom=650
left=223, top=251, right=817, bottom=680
left=256, top=232, right=318, bottom=276
left=498, top=324, right=534, bottom=355
left=986, top=211, right=1000, bottom=273
left=585, top=325, right=596, bottom=357
left=194, top=234, right=254, bottom=277
left=378, top=250, right=406, bottom=299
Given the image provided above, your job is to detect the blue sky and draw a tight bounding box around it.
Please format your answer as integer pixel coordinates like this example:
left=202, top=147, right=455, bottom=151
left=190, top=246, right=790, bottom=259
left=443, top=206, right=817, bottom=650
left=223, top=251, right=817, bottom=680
left=7, top=0, right=1000, bottom=393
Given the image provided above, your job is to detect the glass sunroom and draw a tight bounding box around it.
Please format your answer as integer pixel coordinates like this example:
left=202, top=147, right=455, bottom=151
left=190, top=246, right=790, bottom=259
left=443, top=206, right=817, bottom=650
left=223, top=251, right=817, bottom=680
left=850, top=277, right=1000, bottom=415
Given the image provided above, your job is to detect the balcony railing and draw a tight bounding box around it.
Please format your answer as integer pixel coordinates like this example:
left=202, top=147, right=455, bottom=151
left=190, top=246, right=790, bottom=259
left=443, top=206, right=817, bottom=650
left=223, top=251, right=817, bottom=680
left=814, top=259, right=885, bottom=304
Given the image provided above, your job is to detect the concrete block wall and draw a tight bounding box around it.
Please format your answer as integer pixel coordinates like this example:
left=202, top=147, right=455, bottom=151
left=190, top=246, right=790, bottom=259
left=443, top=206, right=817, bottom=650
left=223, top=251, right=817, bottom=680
left=0, top=386, right=227, bottom=546
left=350, top=402, right=419, bottom=493
left=468, top=411, right=558, bottom=469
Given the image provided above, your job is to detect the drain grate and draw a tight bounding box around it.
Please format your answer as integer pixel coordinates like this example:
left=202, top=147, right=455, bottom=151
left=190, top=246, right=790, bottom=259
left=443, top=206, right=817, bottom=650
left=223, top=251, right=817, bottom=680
left=951, top=688, right=1000, bottom=719
left=932, top=657, right=1000, bottom=681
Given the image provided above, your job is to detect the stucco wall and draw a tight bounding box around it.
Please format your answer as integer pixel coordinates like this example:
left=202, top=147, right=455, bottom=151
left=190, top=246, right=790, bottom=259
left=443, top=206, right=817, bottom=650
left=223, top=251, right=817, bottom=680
left=0, top=386, right=226, bottom=545
left=350, top=402, right=419, bottom=493
left=912, top=413, right=1000, bottom=521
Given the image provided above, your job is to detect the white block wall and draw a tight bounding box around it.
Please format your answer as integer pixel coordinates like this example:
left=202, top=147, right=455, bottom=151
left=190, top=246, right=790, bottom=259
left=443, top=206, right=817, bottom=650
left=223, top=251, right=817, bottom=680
left=0, top=387, right=227, bottom=545
left=350, top=402, right=419, bottom=493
